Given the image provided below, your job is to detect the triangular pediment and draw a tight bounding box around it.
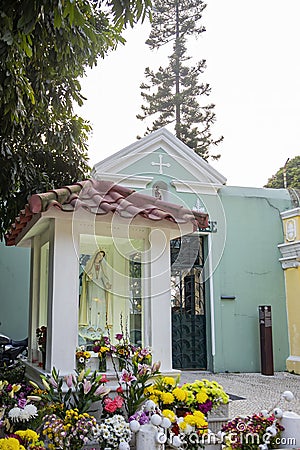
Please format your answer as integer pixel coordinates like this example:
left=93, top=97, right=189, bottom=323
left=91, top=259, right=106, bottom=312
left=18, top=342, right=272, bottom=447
left=92, top=128, right=226, bottom=192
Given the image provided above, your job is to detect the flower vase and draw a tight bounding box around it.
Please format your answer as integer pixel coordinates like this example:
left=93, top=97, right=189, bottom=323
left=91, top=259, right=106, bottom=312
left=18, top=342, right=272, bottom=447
left=118, top=358, right=126, bottom=371
left=38, top=349, right=46, bottom=369
left=98, top=355, right=107, bottom=372
left=41, top=350, right=46, bottom=370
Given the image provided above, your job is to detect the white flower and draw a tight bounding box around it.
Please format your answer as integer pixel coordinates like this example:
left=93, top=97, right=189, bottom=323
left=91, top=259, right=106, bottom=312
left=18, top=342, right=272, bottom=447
left=8, top=407, right=21, bottom=421
left=19, top=404, right=38, bottom=421
left=7, top=404, right=38, bottom=422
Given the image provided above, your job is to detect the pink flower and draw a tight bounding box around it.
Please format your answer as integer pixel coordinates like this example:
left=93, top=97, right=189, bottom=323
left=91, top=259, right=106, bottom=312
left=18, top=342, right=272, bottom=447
left=83, top=380, right=92, bottom=394
left=64, top=374, right=73, bottom=388
left=138, top=364, right=150, bottom=376
left=115, top=333, right=123, bottom=341
left=103, top=336, right=110, bottom=345
left=99, top=374, right=109, bottom=384
left=104, top=398, right=117, bottom=413
left=114, top=395, right=123, bottom=408
left=94, top=385, right=110, bottom=397
left=103, top=395, right=123, bottom=413
left=140, top=348, right=150, bottom=356
left=18, top=398, right=27, bottom=408
left=151, top=361, right=161, bottom=373
left=120, top=369, right=137, bottom=385
left=49, top=377, right=58, bottom=388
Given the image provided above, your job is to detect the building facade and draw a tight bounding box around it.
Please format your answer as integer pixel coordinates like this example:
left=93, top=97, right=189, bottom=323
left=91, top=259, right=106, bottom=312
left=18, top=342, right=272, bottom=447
left=2, top=127, right=299, bottom=373
left=92, top=128, right=294, bottom=373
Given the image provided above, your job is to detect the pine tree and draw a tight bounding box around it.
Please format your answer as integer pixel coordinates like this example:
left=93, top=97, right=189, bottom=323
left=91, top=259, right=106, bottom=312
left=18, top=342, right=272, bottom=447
left=137, top=0, right=223, bottom=160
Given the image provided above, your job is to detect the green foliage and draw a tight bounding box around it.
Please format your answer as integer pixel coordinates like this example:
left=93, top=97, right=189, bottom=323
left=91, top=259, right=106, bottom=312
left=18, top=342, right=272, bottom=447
left=0, top=0, right=152, bottom=240
left=265, top=156, right=300, bottom=189
left=137, top=0, right=222, bottom=160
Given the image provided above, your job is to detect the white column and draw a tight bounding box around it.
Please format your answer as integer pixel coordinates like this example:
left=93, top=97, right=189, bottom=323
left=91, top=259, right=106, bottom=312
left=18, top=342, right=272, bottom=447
left=208, top=234, right=216, bottom=357
left=148, top=229, right=172, bottom=371
left=47, top=219, right=79, bottom=374
left=28, top=235, right=41, bottom=361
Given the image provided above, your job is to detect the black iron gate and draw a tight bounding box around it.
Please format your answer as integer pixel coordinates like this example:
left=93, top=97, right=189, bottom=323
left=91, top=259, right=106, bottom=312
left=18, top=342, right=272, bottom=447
left=171, top=235, right=207, bottom=369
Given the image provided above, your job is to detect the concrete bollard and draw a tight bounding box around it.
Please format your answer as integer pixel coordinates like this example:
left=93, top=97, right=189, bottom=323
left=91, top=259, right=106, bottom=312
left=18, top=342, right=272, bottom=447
left=280, top=411, right=300, bottom=448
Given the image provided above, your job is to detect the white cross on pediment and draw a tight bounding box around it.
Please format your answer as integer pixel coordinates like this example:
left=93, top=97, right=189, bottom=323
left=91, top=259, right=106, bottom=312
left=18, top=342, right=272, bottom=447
left=193, top=198, right=206, bottom=213
left=151, top=154, right=171, bottom=174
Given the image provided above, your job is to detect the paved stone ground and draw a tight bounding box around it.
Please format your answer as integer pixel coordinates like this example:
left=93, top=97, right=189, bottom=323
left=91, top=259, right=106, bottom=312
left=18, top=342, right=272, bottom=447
left=180, top=371, right=300, bottom=419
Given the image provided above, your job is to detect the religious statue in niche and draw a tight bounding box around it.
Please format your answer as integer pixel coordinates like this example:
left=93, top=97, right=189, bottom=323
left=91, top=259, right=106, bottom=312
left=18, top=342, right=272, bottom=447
left=79, top=250, right=112, bottom=333
left=154, top=185, right=162, bottom=200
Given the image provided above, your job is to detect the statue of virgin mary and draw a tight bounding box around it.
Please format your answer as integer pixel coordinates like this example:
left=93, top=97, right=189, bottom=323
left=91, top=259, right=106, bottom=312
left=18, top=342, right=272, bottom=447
left=79, top=250, right=111, bottom=331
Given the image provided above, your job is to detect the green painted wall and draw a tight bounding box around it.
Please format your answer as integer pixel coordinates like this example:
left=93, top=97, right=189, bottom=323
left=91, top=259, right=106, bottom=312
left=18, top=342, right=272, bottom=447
left=112, top=163, right=292, bottom=373
left=0, top=241, right=30, bottom=339
left=124, top=170, right=292, bottom=372
left=211, top=187, right=291, bottom=372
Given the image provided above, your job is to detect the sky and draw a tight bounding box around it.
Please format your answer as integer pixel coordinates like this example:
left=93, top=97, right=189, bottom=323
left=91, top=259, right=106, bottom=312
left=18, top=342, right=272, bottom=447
left=76, top=0, right=300, bottom=188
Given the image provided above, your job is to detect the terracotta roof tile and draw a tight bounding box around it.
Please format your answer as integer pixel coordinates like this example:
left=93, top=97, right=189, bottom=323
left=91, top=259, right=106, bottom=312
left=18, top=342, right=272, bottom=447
left=5, top=179, right=209, bottom=246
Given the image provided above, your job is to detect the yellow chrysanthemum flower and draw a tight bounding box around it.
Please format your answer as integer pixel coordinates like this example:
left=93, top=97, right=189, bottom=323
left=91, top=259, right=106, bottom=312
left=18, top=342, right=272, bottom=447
left=162, top=409, right=176, bottom=422
left=196, top=390, right=208, bottom=404
left=148, top=394, right=159, bottom=403
left=172, top=387, right=187, bottom=402
left=179, top=421, right=187, bottom=430
left=144, top=385, right=155, bottom=395
left=184, top=414, right=196, bottom=426
left=193, top=410, right=205, bottom=419
left=15, top=429, right=40, bottom=443
left=163, top=376, right=176, bottom=386
left=0, top=437, right=25, bottom=450
left=160, top=392, right=175, bottom=404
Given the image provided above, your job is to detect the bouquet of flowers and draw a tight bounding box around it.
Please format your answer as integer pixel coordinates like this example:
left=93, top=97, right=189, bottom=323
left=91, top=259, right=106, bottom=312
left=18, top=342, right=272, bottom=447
left=43, top=409, right=97, bottom=450
left=93, top=336, right=110, bottom=372
left=29, top=367, right=110, bottom=416
left=94, top=414, right=131, bottom=449
left=116, top=361, right=161, bottom=418
left=181, top=379, right=229, bottom=414
left=144, top=375, right=184, bottom=411
left=0, top=379, right=35, bottom=433
left=111, top=333, right=134, bottom=370
left=75, top=346, right=91, bottom=371
left=0, top=429, right=45, bottom=449
left=132, top=346, right=152, bottom=366
left=144, top=376, right=229, bottom=416
left=221, top=412, right=284, bottom=450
